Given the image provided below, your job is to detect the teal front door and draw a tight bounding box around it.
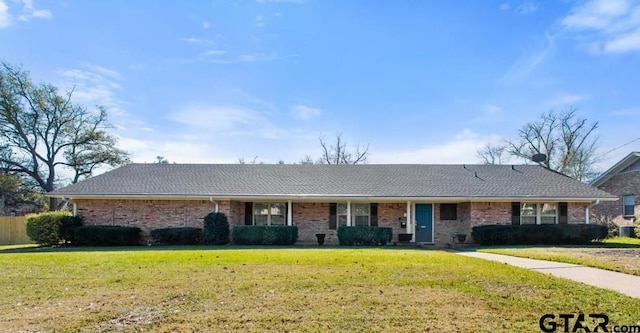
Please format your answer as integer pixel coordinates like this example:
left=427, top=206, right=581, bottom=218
left=415, top=204, right=433, bottom=243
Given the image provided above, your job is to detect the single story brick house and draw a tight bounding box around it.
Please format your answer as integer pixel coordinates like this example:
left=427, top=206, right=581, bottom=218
left=49, top=163, right=616, bottom=246
left=591, top=151, right=640, bottom=226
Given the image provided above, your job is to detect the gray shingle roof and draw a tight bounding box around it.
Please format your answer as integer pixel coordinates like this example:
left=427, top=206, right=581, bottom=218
left=49, top=164, right=615, bottom=200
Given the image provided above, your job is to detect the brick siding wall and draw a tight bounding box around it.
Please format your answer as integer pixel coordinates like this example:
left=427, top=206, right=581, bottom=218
left=433, top=202, right=471, bottom=246
left=75, top=198, right=592, bottom=245
left=470, top=202, right=512, bottom=227
left=75, top=199, right=221, bottom=238
left=592, top=171, right=639, bottom=226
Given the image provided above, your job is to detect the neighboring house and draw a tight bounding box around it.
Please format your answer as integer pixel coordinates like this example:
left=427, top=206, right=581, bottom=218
left=591, top=152, right=640, bottom=226
left=48, top=164, right=615, bottom=246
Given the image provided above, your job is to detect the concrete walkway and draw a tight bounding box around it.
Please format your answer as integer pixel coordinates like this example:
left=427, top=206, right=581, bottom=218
left=457, top=251, right=640, bottom=298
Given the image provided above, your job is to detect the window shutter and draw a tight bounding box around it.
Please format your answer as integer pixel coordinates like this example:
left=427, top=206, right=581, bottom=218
left=558, top=202, right=568, bottom=224
left=329, top=203, right=337, bottom=230
left=244, top=202, right=253, bottom=225
left=370, top=203, right=378, bottom=227
left=511, top=202, right=521, bottom=225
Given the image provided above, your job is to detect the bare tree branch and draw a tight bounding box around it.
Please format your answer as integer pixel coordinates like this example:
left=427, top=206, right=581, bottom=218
left=317, top=133, right=369, bottom=164
left=497, top=108, right=599, bottom=181
left=477, top=143, right=507, bottom=164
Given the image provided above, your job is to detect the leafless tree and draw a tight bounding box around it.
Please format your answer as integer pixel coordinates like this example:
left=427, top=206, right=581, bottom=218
left=319, top=133, right=369, bottom=164
left=237, top=156, right=261, bottom=164
left=0, top=62, right=129, bottom=192
left=504, top=108, right=599, bottom=181
left=299, top=155, right=316, bottom=164
left=154, top=156, right=169, bottom=164
left=477, top=143, right=507, bottom=164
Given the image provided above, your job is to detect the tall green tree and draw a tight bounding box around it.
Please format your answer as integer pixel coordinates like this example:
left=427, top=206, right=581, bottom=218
left=0, top=62, right=129, bottom=192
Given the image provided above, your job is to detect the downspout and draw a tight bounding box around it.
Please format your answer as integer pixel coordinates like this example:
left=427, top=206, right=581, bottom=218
left=64, top=197, right=77, bottom=216
left=585, top=199, right=600, bottom=224
left=209, top=197, right=219, bottom=213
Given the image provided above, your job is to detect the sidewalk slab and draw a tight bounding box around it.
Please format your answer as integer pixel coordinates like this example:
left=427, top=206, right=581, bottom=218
left=458, top=251, right=640, bottom=298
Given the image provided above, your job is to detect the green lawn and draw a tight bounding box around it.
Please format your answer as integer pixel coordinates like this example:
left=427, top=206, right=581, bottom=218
left=479, top=237, right=640, bottom=276
left=1, top=246, right=639, bottom=332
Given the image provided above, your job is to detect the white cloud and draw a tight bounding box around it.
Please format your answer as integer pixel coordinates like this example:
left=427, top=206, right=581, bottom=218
left=18, top=0, right=51, bottom=21
left=370, top=130, right=507, bottom=164
left=562, top=0, right=640, bottom=54
left=184, top=37, right=215, bottom=45
left=516, top=1, right=538, bottom=14
left=290, top=104, right=321, bottom=120
left=58, top=64, right=127, bottom=116
left=484, top=104, right=503, bottom=115
left=255, top=15, right=265, bottom=28
left=194, top=51, right=278, bottom=64
left=117, top=136, right=235, bottom=164
left=203, top=21, right=210, bottom=29
left=502, top=32, right=556, bottom=82
left=545, top=92, right=588, bottom=107
left=201, top=49, right=227, bottom=56
left=605, top=29, right=640, bottom=52
left=499, top=1, right=538, bottom=14
left=0, top=1, right=10, bottom=28
left=171, top=105, right=271, bottom=133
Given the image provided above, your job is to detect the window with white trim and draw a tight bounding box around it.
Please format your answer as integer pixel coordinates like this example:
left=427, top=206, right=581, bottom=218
left=353, top=203, right=370, bottom=226
left=520, top=203, right=557, bottom=225
left=337, top=203, right=348, bottom=227
left=253, top=202, right=286, bottom=226
left=336, top=203, right=372, bottom=226
left=622, top=195, right=635, bottom=217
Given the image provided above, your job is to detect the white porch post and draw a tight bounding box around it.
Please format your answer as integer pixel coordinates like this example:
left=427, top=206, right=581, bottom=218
left=287, top=200, right=293, bottom=226
left=585, top=206, right=590, bottom=224
left=72, top=202, right=78, bottom=216
left=406, top=201, right=412, bottom=234
left=346, top=201, right=352, bottom=226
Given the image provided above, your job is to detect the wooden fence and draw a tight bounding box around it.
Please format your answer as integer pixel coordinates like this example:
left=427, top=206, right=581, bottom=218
left=0, top=216, right=32, bottom=245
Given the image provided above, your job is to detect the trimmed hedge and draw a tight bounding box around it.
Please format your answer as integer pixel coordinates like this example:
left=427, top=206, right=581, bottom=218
left=337, top=226, right=393, bottom=246
left=150, top=227, right=202, bottom=245
left=59, top=215, right=83, bottom=244
left=472, top=224, right=608, bottom=245
left=232, top=226, right=298, bottom=245
left=73, top=226, right=141, bottom=246
left=25, top=211, right=75, bottom=246
left=203, top=212, right=230, bottom=245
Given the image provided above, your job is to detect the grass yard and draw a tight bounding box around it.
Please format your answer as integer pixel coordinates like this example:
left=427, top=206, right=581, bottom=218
left=1, top=246, right=639, bottom=332
left=479, top=237, right=640, bottom=276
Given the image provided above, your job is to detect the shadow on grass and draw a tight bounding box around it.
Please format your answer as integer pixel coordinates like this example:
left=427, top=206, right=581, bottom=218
left=0, top=243, right=432, bottom=254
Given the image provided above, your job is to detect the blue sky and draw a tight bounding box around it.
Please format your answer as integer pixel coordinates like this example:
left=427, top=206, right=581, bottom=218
left=1, top=0, right=640, bottom=170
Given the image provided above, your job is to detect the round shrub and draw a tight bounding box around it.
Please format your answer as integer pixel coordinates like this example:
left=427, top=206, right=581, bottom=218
left=203, top=212, right=230, bottom=245
left=25, top=211, right=73, bottom=246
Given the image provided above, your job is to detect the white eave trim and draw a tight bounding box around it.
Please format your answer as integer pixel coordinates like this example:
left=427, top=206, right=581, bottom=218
left=49, top=193, right=618, bottom=203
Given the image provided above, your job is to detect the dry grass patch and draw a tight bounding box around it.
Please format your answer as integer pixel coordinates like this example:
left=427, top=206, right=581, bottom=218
left=479, top=237, right=640, bottom=276
left=1, top=246, right=639, bottom=332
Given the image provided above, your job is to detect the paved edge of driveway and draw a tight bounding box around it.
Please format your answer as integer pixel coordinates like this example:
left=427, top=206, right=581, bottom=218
left=456, top=251, right=640, bottom=298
